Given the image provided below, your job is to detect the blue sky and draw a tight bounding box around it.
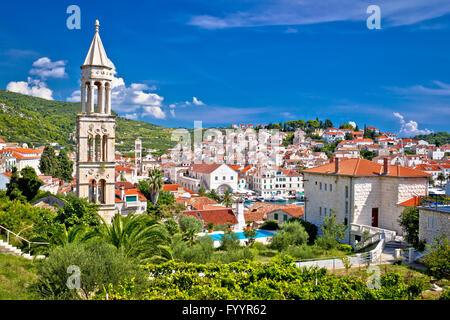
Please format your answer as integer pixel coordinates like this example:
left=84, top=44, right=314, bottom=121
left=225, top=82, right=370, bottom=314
left=1, top=0, right=450, bottom=135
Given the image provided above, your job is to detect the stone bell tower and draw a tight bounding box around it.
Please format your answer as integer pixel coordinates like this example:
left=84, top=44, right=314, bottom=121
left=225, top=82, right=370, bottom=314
left=135, top=137, right=142, bottom=176
left=76, top=20, right=116, bottom=223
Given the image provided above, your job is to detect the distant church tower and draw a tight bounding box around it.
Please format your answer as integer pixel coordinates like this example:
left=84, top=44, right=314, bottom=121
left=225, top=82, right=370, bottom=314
left=76, top=20, right=116, bottom=223
left=135, top=138, right=142, bottom=176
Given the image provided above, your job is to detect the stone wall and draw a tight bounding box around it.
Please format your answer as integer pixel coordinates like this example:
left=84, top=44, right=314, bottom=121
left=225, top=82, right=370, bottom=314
left=419, top=207, right=450, bottom=245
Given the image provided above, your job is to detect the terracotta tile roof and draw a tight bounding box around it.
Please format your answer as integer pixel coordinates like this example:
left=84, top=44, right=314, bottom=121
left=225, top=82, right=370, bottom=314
left=163, top=184, right=196, bottom=194
left=181, top=209, right=238, bottom=226
left=115, top=165, right=133, bottom=173
left=413, top=164, right=441, bottom=172
left=302, top=158, right=430, bottom=177
left=2, top=172, right=11, bottom=178
left=176, top=196, right=218, bottom=209
left=115, top=188, right=147, bottom=202
left=398, top=196, right=420, bottom=207
left=190, top=163, right=223, bottom=174
left=0, top=138, right=5, bottom=143
left=4, top=147, right=43, bottom=154
left=245, top=202, right=304, bottom=221
left=115, top=181, right=135, bottom=189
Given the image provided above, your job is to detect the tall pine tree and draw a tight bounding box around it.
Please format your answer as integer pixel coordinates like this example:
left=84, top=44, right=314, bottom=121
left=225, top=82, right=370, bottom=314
left=56, top=149, right=74, bottom=182
left=39, top=146, right=58, bottom=176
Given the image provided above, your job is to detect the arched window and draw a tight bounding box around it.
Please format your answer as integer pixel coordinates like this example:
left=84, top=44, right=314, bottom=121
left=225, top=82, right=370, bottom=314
left=102, top=135, right=108, bottom=162
left=95, top=135, right=101, bottom=162
left=98, top=179, right=106, bottom=204
left=89, top=179, right=97, bottom=203
left=88, top=136, right=94, bottom=162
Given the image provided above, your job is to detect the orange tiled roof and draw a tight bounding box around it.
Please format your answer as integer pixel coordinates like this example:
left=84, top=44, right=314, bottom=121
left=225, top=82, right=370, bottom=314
left=163, top=184, right=196, bottom=194
left=181, top=209, right=238, bottom=226
left=190, top=163, right=223, bottom=173
left=398, top=196, right=420, bottom=207
left=302, top=158, right=430, bottom=177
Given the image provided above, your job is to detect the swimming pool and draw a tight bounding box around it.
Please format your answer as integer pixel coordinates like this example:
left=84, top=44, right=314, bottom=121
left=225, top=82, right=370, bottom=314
left=207, top=229, right=275, bottom=241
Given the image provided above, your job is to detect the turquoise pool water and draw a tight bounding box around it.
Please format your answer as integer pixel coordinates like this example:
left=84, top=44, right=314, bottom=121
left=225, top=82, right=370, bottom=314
left=207, top=229, right=275, bottom=241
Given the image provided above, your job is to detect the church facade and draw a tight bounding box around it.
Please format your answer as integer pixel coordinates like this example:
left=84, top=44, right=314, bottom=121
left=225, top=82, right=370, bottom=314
left=76, top=20, right=116, bottom=223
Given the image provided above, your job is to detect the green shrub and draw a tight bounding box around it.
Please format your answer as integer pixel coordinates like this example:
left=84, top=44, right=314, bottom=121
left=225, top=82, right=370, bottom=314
left=270, top=221, right=308, bottom=251
left=219, top=231, right=241, bottom=251
left=299, top=219, right=318, bottom=243
left=33, top=241, right=146, bottom=300
left=337, top=244, right=353, bottom=254
left=211, top=247, right=255, bottom=263
left=178, top=214, right=204, bottom=233
left=172, top=235, right=215, bottom=264
left=422, top=235, right=450, bottom=280
left=260, top=219, right=279, bottom=230
left=251, top=242, right=267, bottom=251
left=440, top=288, right=450, bottom=300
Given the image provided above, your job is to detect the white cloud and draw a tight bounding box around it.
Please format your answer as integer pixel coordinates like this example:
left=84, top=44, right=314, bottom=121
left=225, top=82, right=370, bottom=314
left=6, top=77, right=53, bottom=100
left=142, top=106, right=166, bottom=119
left=66, top=90, right=81, bottom=102
left=390, top=80, right=450, bottom=96
left=393, top=112, right=433, bottom=136
left=188, top=0, right=450, bottom=29
left=192, top=96, right=205, bottom=106
left=124, top=113, right=138, bottom=120
left=29, top=57, right=67, bottom=79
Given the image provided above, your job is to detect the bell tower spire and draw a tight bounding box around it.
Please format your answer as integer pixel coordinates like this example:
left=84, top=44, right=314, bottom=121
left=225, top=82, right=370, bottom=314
left=76, top=20, right=117, bottom=223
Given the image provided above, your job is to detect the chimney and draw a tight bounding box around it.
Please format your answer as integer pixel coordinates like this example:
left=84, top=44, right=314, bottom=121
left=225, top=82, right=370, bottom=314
left=120, top=186, right=125, bottom=200
left=235, top=198, right=246, bottom=230
left=383, top=158, right=389, bottom=175
left=335, top=158, right=340, bottom=173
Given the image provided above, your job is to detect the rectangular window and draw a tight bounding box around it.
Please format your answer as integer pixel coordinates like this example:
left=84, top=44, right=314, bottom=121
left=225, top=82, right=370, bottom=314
left=230, top=176, right=233, bottom=180
left=324, top=184, right=327, bottom=191
left=345, top=201, right=348, bottom=214
left=345, top=186, right=349, bottom=198
left=330, top=184, right=332, bottom=192
left=319, top=207, right=322, bottom=216
left=126, top=195, right=137, bottom=202
left=320, top=182, right=322, bottom=190
left=283, top=215, right=287, bottom=222
left=215, top=176, right=218, bottom=181
left=223, top=176, right=226, bottom=180
left=274, top=213, right=279, bottom=220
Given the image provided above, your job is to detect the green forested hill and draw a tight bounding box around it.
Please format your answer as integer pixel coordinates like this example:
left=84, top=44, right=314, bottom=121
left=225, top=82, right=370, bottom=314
left=413, top=131, right=450, bottom=146
left=0, top=89, right=176, bottom=153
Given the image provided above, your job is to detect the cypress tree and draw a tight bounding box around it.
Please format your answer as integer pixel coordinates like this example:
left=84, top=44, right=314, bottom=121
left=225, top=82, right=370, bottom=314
left=56, top=149, right=74, bottom=182
left=39, top=146, right=58, bottom=176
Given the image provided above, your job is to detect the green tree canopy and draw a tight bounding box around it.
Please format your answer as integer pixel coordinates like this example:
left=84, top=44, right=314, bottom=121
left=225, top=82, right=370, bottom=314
left=56, top=149, right=73, bottom=182
left=55, top=193, right=100, bottom=229
left=39, top=146, right=58, bottom=176
left=17, top=167, right=43, bottom=201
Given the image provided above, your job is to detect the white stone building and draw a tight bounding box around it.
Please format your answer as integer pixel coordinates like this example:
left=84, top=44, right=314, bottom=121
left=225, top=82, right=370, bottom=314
left=302, top=158, right=430, bottom=245
left=178, top=163, right=238, bottom=194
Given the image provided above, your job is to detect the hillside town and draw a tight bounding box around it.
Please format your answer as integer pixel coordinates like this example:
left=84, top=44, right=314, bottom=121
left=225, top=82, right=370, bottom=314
left=0, top=15, right=449, bottom=303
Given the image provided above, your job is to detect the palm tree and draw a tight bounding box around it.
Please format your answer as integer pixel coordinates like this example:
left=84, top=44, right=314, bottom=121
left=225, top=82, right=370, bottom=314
left=148, top=169, right=164, bottom=205
left=221, top=190, right=233, bottom=208
left=207, top=189, right=219, bottom=202
left=51, top=224, right=95, bottom=247
left=96, top=213, right=171, bottom=264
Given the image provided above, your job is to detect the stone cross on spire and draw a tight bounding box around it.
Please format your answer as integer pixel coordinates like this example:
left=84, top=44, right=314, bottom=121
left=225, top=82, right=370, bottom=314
left=95, top=19, right=100, bottom=33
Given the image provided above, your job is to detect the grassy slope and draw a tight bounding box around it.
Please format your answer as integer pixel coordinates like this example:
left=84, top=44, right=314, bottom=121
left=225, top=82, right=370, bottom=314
left=0, top=254, right=39, bottom=299
left=0, top=89, right=176, bottom=153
